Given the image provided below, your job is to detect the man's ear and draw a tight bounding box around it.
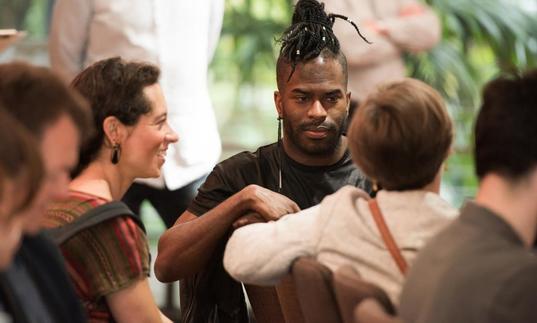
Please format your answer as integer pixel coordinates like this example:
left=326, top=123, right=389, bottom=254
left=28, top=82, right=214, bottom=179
left=274, top=90, right=283, bottom=118
left=346, top=91, right=352, bottom=112
left=528, top=167, right=537, bottom=196
left=102, top=116, right=125, bottom=145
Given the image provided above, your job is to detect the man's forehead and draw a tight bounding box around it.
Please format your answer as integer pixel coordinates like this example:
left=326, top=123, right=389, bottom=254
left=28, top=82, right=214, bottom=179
left=289, top=84, right=344, bottom=94
left=289, top=57, right=345, bottom=86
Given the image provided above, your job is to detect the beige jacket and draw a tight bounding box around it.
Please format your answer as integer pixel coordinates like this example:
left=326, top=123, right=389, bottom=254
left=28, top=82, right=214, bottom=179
left=224, top=186, right=457, bottom=304
left=322, top=0, right=441, bottom=101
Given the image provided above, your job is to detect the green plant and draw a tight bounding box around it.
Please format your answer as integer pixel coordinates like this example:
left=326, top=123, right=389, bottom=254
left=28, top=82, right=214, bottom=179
left=408, top=0, right=537, bottom=109
left=406, top=0, right=536, bottom=205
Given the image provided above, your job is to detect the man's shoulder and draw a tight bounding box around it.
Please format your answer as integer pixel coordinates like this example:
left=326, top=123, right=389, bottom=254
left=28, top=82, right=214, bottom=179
left=214, top=142, right=278, bottom=173
left=219, top=143, right=277, bottom=163
left=189, top=143, right=279, bottom=216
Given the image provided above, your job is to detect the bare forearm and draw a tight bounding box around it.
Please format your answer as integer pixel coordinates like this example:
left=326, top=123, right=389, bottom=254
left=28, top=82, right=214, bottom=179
left=155, top=192, right=248, bottom=282
left=155, top=184, right=300, bottom=282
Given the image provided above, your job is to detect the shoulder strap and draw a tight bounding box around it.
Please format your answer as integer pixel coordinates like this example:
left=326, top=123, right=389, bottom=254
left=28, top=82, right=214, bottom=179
left=47, top=201, right=146, bottom=245
left=368, top=199, right=408, bottom=275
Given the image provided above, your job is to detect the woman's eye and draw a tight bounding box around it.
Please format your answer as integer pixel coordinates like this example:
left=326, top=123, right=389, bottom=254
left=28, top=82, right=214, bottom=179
left=156, top=120, right=166, bottom=130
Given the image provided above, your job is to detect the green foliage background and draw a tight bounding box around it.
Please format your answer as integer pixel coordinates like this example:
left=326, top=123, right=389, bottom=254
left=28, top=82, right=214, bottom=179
left=3, top=0, right=536, bottom=206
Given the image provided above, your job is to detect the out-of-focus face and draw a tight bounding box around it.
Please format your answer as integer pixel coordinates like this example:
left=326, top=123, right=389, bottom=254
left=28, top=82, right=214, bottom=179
left=275, top=56, right=349, bottom=161
left=0, top=179, right=24, bottom=269
left=20, top=114, right=80, bottom=234
left=120, top=83, right=178, bottom=179
left=0, top=178, right=16, bottom=218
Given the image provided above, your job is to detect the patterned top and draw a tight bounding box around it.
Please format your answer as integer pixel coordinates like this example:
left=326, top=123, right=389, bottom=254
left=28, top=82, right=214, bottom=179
left=43, top=190, right=150, bottom=323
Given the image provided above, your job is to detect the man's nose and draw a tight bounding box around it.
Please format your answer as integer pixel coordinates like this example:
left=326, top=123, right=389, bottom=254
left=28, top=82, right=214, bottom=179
left=308, top=99, right=327, bottom=120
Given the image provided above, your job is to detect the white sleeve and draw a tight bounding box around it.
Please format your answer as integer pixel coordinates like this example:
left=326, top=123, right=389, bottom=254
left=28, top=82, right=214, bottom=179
left=224, top=205, right=322, bottom=286
left=48, top=0, right=93, bottom=83
left=207, top=0, right=225, bottom=63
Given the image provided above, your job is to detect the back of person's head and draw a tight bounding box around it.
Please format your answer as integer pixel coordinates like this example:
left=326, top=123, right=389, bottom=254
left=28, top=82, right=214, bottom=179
left=70, top=57, right=161, bottom=175
left=348, top=78, right=453, bottom=191
left=0, top=107, right=44, bottom=217
left=276, top=0, right=368, bottom=90
left=474, top=69, right=537, bottom=181
left=0, top=62, right=91, bottom=141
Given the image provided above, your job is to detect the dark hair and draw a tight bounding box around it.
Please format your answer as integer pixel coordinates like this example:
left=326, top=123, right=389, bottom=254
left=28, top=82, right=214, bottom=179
left=0, top=107, right=44, bottom=216
left=0, top=62, right=92, bottom=141
left=348, top=78, right=453, bottom=191
left=474, top=69, right=537, bottom=180
left=276, top=0, right=369, bottom=88
left=70, top=57, right=160, bottom=175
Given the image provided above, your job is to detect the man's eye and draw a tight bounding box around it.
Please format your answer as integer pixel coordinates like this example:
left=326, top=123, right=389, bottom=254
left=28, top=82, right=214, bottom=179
left=325, top=96, right=339, bottom=103
left=295, top=96, right=307, bottom=102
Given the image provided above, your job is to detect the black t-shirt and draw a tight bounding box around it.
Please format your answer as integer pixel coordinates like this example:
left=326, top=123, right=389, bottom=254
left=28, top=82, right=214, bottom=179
left=181, top=142, right=370, bottom=323
left=190, top=142, right=370, bottom=214
left=0, top=233, right=87, bottom=323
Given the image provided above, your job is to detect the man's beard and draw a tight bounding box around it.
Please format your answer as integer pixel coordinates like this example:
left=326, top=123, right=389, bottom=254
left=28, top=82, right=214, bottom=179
left=284, top=118, right=345, bottom=156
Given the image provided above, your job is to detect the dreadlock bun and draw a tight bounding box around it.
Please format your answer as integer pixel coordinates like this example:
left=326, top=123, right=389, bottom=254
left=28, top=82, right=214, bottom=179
left=278, top=0, right=369, bottom=78
left=291, top=0, right=333, bottom=28
left=280, top=0, right=339, bottom=65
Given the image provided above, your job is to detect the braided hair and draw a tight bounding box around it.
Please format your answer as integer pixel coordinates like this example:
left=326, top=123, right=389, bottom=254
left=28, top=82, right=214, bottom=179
left=277, top=0, right=370, bottom=83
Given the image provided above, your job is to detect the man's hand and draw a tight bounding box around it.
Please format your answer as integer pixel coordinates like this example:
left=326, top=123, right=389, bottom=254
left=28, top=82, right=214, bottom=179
left=232, top=212, right=264, bottom=229
left=240, top=185, right=300, bottom=222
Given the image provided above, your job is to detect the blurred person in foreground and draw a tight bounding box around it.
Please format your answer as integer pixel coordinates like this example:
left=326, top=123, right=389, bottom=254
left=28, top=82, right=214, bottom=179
left=0, top=108, right=44, bottom=320
left=0, top=62, right=91, bottom=323
left=399, top=69, right=537, bottom=323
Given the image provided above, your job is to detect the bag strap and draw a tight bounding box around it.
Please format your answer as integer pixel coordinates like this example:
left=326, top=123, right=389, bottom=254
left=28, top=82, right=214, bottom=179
left=47, top=201, right=146, bottom=245
left=368, top=199, right=408, bottom=275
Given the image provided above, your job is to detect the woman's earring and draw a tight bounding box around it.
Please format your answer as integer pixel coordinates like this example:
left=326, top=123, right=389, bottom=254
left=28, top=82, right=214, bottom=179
left=372, top=181, right=378, bottom=192
left=111, top=143, right=121, bottom=164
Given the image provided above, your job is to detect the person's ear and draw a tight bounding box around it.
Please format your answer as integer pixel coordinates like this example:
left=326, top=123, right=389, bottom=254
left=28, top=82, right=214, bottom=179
left=103, top=116, right=126, bottom=146
left=274, top=91, right=283, bottom=119
left=528, top=167, right=537, bottom=197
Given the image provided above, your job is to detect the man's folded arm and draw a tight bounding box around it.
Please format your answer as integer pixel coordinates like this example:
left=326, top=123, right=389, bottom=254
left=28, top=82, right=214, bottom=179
left=224, top=205, right=320, bottom=285
left=155, top=185, right=300, bottom=282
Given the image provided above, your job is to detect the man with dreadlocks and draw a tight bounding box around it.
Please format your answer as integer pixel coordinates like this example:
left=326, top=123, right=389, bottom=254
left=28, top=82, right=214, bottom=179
left=155, top=0, right=370, bottom=322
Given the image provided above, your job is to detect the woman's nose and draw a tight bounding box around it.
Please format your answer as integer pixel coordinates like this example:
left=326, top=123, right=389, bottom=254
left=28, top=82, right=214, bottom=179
left=165, top=130, right=179, bottom=143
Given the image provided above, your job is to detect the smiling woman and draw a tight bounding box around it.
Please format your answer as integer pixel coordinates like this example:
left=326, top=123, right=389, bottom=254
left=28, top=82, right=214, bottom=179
left=42, top=57, right=177, bottom=323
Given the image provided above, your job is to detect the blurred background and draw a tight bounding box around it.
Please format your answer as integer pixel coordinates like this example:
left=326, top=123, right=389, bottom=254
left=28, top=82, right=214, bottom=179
left=1, top=0, right=536, bottom=207
left=1, top=0, right=536, bottom=308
